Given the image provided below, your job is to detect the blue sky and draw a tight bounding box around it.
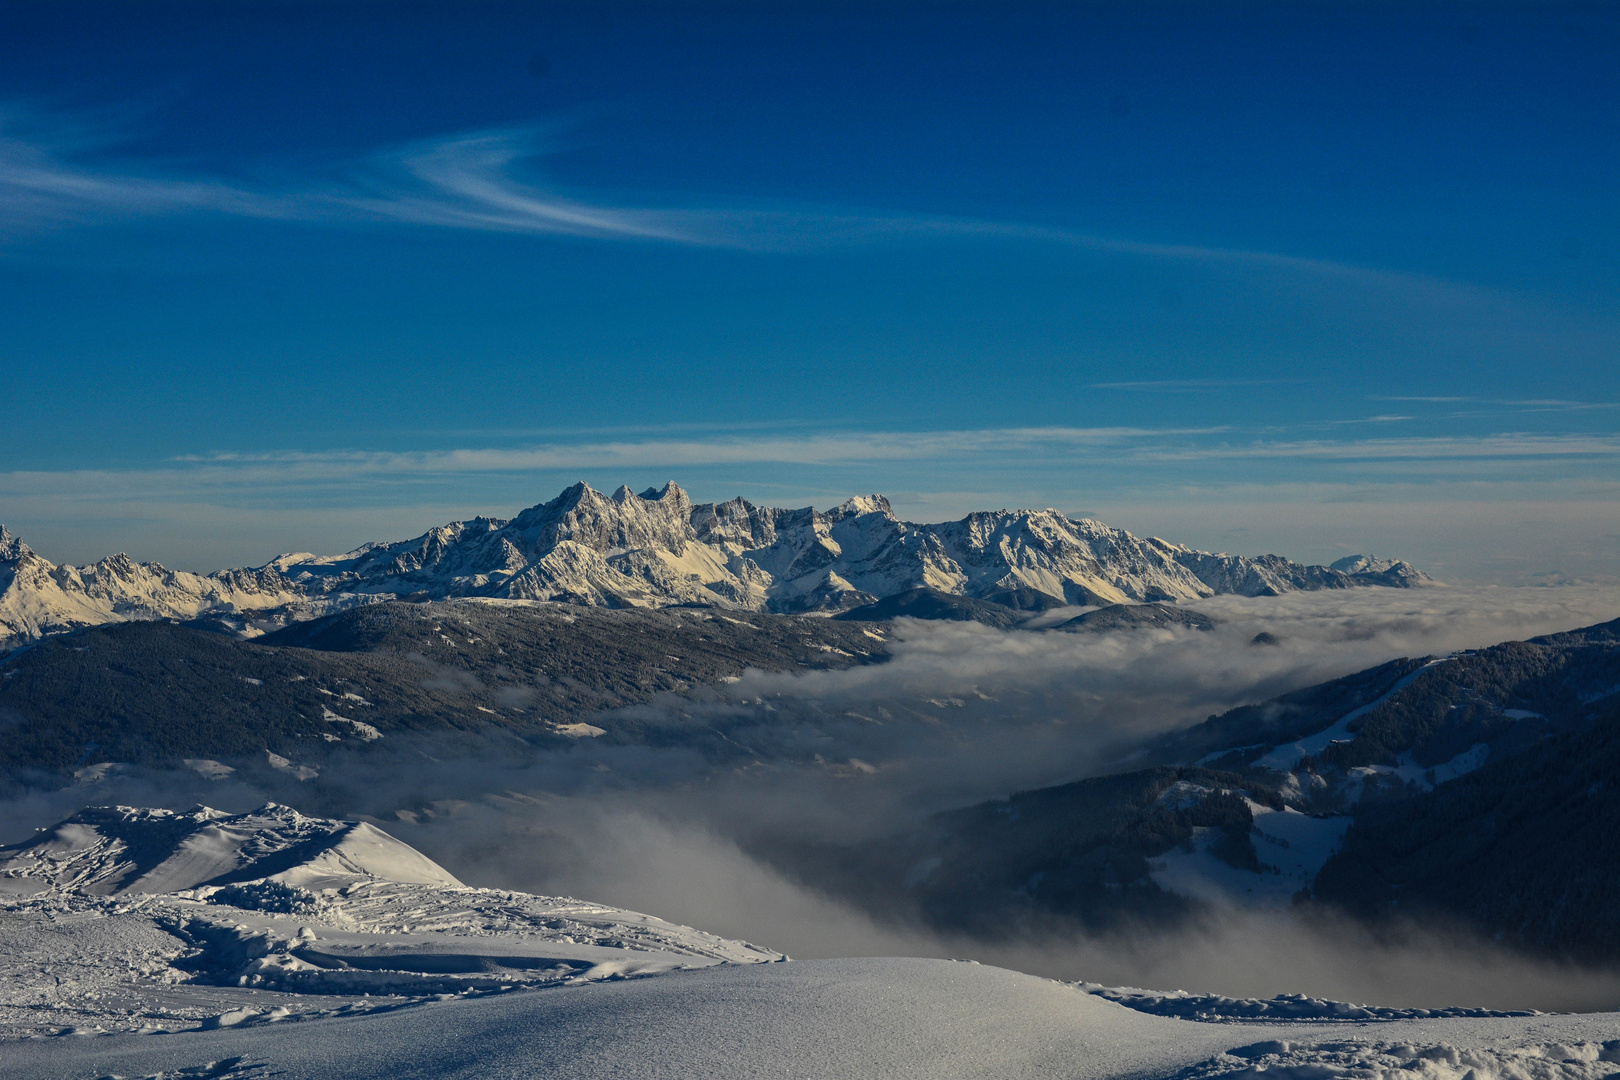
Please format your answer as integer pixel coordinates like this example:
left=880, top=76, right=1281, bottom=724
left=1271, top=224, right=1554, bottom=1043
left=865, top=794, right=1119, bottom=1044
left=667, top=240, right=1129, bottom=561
left=0, top=2, right=1615, bottom=582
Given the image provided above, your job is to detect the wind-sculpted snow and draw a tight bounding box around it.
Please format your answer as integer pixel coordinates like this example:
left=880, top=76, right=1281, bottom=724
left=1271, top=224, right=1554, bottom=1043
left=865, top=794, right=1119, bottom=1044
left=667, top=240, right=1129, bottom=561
left=0, top=803, right=781, bottom=1041
left=0, top=483, right=1428, bottom=649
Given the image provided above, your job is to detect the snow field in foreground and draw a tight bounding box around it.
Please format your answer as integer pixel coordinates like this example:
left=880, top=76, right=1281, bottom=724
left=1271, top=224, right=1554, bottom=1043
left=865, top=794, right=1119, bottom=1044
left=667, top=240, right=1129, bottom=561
left=5, top=804, right=1620, bottom=1080
left=7, top=958, right=1620, bottom=1080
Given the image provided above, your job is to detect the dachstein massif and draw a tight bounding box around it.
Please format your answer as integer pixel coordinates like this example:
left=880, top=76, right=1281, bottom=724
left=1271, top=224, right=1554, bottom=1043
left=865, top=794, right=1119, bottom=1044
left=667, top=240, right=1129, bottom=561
left=0, top=481, right=1424, bottom=650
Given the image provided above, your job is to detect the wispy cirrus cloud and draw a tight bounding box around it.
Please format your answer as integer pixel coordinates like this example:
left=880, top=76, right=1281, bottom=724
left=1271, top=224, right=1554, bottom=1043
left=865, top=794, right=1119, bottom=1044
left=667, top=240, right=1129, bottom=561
left=1137, top=432, right=1620, bottom=463
left=1086, top=378, right=1305, bottom=392
left=158, top=425, right=1228, bottom=483
left=0, top=426, right=1220, bottom=513
left=0, top=102, right=1539, bottom=304
left=0, top=117, right=296, bottom=228
left=1370, top=396, right=1620, bottom=414
left=0, top=112, right=691, bottom=241
left=337, top=129, right=706, bottom=242
left=1508, top=400, right=1620, bottom=412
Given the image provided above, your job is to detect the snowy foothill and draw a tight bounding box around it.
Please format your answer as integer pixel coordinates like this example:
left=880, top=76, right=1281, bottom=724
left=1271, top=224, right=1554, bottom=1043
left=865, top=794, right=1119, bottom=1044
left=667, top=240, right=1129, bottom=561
left=0, top=804, right=780, bottom=1047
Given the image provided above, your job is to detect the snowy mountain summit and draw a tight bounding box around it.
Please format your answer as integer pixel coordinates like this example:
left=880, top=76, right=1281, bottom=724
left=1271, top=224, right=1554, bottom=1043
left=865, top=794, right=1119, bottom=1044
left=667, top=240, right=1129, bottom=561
left=0, top=483, right=1429, bottom=649
left=1328, top=553, right=1428, bottom=586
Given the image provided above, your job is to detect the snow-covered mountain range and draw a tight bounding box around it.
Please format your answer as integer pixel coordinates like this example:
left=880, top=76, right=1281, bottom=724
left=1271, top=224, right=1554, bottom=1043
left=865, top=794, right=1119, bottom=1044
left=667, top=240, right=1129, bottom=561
left=0, top=482, right=1427, bottom=650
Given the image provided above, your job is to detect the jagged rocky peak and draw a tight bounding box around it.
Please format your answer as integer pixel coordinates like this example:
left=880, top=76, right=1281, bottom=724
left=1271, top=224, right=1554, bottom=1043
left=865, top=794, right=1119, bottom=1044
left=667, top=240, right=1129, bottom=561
left=85, top=551, right=152, bottom=580
left=506, top=480, right=695, bottom=555
left=0, top=482, right=1433, bottom=650
left=0, top=525, right=31, bottom=562
left=690, top=496, right=777, bottom=549
left=1331, top=554, right=1426, bottom=576
left=1328, top=554, right=1431, bottom=587
left=635, top=481, right=686, bottom=502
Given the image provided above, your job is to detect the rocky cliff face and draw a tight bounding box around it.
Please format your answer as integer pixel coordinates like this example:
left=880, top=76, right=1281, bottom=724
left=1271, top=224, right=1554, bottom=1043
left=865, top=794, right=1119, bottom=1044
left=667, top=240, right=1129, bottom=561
left=0, top=483, right=1428, bottom=649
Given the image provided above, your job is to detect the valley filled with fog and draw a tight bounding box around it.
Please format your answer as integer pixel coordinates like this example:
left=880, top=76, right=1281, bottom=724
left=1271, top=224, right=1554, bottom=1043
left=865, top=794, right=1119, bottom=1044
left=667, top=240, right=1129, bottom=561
left=10, top=582, right=1619, bottom=1014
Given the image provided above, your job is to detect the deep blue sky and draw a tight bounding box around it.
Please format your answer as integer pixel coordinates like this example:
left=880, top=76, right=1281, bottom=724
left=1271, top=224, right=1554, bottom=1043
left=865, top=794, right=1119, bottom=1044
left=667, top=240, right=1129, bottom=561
left=0, top=2, right=1616, bottom=581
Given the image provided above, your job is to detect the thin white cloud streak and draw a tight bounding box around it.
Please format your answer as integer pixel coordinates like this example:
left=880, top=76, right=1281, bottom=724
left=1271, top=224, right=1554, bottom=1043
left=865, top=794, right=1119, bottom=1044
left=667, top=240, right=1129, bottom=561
left=1139, top=433, right=1620, bottom=463
left=336, top=130, right=702, bottom=242
left=1370, top=396, right=1620, bottom=414
left=1087, top=379, right=1303, bottom=392
left=0, top=136, right=275, bottom=222
left=141, top=430, right=1620, bottom=476
left=0, top=429, right=1616, bottom=506
left=0, top=429, right=1616, bottom=510
left=0, top=105, right=314, bottom=229
left=338, top=137, right=1547, bottom=314
left=173, top=425, right=1227, bottom=472
left=0, top=109, right=1548, bottom=312
left=0, top=428, right=1204, bottom=507
left=1509, top=400, right=1620, bottom=412
left=0, top=117, right=699, bottom=240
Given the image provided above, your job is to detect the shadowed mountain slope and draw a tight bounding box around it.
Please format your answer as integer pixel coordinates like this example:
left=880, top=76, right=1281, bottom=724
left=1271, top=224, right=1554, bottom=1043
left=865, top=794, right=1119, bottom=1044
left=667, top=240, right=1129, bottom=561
left=0, top=601, right=887, bottom=778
